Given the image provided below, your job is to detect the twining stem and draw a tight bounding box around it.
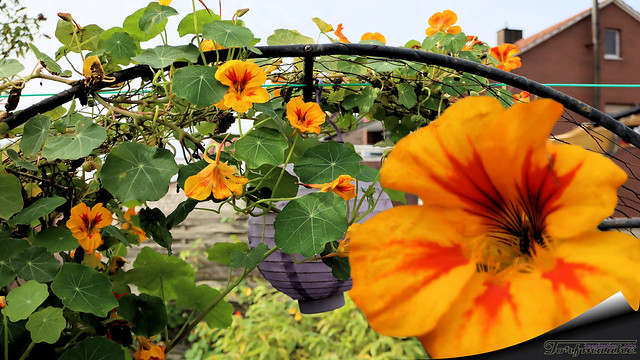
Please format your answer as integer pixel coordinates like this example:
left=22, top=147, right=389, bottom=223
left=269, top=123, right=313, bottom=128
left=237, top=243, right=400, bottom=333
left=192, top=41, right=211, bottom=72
left=3, top=310, right=8, bottom=360
left=272, top=135, right=298, bottom=196
left=18, top=342, right=34, bottom=360
left=192, top=0, right=206, bottom=65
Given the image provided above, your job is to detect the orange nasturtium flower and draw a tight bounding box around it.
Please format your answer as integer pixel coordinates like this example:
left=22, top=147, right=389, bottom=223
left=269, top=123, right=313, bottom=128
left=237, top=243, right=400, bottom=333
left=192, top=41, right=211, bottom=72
left=66, top=203, right=113, bottom=253
left=490, top=43, right=522, bottom=72
left=200, top=39, right=225, bottom=51
left=513, top=91, right=531, bottom=103
left=286, top=96, right=326, bottom=134
left=134, top=336, right=165, bottom=360
left=361, top=32, right=386, bottom=44
left=122, top=207, right=146, bottom=242
left=425, top=10, right=462, bottom=36
left=349, top=96, right=640, bottom=358
left=214, top=60, right=270, bottom=113
left=302, top=174, right=357, bottom=201
left=184, top=137, right=249, bottom=201
left=461, top=35, right=483, bottom=50
left=334, top=23, right=350, bottom=43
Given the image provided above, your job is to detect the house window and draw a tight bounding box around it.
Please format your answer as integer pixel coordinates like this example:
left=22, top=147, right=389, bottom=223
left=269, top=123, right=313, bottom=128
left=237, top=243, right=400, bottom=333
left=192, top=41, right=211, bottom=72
left=604, top=29, right=621, bottom=59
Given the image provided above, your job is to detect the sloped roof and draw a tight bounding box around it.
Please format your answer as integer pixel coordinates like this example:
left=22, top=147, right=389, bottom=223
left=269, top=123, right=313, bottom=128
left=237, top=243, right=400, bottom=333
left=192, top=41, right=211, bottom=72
left=515, top=0, right=640, bottom=54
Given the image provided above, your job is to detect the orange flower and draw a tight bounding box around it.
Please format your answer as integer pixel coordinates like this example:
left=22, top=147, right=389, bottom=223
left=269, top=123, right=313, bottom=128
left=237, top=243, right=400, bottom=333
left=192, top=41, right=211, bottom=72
left=134, top=337, right=165, bottom=360
left=184, top=136, right=249, bottom=201
left=323, top=223, right=360, bottom=259
left=302, top=174, right=357, bottom=201
left=214, top=60, right=270, bottom=113
left=334, top=23, right=350, bottom=43
left=490, top=43, right=522, bottom=72
left=286, top=96, right=326, bottom=134
left=349, top=96, right=640, bottom=358
left=0, top=296, right=6, bottom=309
left=461, top=35, right=483, bottom=50
left=122, top=207, right=146, bottom=242
left=425, top=10, right=462, bottom=36
left=66, top=203, right=113, bottom=253
left=200, top=39, right=225, bottom=51
left=158, top=0, right=171, bottom=5
left=361, top=32, right=386, bottom=44
left=513, top=91, right=531, bottom=103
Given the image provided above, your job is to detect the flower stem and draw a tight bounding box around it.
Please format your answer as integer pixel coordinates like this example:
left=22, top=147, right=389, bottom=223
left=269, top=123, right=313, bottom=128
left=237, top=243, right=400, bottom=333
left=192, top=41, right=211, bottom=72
left=273, top=135, right=298, bottom=196
left=3, top=310, right=8, bottom=360
left=18, top=342, right=34, bottom=360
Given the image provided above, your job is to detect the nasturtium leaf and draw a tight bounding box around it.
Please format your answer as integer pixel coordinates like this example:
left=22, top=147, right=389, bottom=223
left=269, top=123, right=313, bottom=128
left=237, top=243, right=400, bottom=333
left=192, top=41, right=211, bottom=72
left=321, top=243, right=350, bottom=281
left=139, top=3, right=178, bottom=33
left=33, top=226, right=78, bottom=253
left=54, top=20, right=103, bottom=53
left=0, top=172, right=24, bottom=219
left=383, top=187, right=406, bottom=204
left=123, top=7, right=166, bottom=42
left=396, top=82, right=418, bottom=108
left=6, top=149, right=37, bottom=171
left=0, top=319, right=28, bottom=355
left=26, top=307, right=66, bottom=343
left=440, top=32, right=468, bottom=53
left=368, top=60, right=401, bottom=73
left=8, top=196, right=66, bottom=226
left=311, top=17, right=333, bottom=33
left=202, top=21, right=255, bottom=48
left=172, top=65, right=227, bottom=108
left=229, top=243, right=268, bottom=269
left=356, top=164, right=380, bottom=183
left=118, top=294, right=167, bottom=337
left=132, top=45, right=200, bottom=68
left=103, top=32, right=138, bottom=64
left=274, top=193, right=348, bottom=257
left=42, top=116, right=107, bottom=160
left=206, top=242, right=249, bottom=266
left=336, top=56, right=368, bottom=76
left=125, top=246, right=194, bottom=300
left=0, top=59, right=24, bottom=78
left=342, top=86, right=377, bottom=113
left=0, top=238, right=30, bottom=288
left=421, top=32, right=445, bottom=51
left=247, top=164, right=298, bottom=198
left=59, top=337, right=126, bottom=360
left=28, top=44, right=62, bottom=75
left=4, top=280, right=48, bottom=321
left=101, top=225, right=131, bottom=247
left=177, top=9, right=221, bottom=37
left=51, top=263, right=118, bottom=317
left=290, top=134, right=321, bottom=163
left=139, top=207, right=172, bottom=250
left=174, top=282, right=233, bottom=329
left=100, top=142, right=179, bottom=202
left=253, top=100, right=287, bottom=134
left=10, top=247, right=59, bottom=283
left=267, top=29, right=314, bottom=46
left=166, top=198, right=198, bottom=230
left=294, top=141, right=362, bottom=184
left=234, top=127, right=288, bottom=168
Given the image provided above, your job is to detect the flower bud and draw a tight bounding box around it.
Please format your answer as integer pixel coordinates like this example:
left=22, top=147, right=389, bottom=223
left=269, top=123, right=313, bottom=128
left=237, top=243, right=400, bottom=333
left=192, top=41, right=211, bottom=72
left=57, top=12, right=73, bottom=22
left=0, top=296, right=6, bottom=309
left=234, top=8, right=250, bottom=18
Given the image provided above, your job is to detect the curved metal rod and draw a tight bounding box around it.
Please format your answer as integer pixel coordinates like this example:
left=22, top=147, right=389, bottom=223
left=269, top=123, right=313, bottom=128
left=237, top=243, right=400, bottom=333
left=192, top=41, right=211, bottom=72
left=4, top=43, right=640, bottom=148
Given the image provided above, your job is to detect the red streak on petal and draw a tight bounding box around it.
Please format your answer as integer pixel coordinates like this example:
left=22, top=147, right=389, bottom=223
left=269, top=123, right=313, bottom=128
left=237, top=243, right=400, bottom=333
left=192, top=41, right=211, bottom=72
left=542, top=259, right=597, bottom=297
left=465, top=281, right=518, bottom=330
left=392, top=242, right=470, bottom=285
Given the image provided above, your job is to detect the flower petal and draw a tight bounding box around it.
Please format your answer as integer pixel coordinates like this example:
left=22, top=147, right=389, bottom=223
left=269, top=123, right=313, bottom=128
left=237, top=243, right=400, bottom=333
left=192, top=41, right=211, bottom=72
left=184, top=164, right=215, bottom=200
left=350, top=206, right=476, bottom=337
left=90, top=203, right=113, bottom=229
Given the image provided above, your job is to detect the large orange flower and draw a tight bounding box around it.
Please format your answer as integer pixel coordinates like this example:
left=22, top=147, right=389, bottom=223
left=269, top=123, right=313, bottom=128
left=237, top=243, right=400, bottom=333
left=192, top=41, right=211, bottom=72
left=184, top=137, right=248, bottom=201
left=334, top=23, right=350, bottom=43
left=490, top=43, right=522, bottom=72
left=302, top=174, right=357, bottom=201
left=286, top=96, right=326, bottom=134
left=214, top=60, right=270, bottom=113
left=425, top=10, right=462, bottom=36
left=361, top=32, right=386, bottom=44
left=122, top=207, right=146, bottom=242
left=66, top=203, right=113, bottom=253
left=349, top=97, right=640, bottom=358
left=134, top=337, right=165, bottom=360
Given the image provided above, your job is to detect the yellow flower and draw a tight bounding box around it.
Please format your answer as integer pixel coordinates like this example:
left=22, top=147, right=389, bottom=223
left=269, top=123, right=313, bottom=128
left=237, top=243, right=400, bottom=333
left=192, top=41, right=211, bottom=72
left=184, top=137, right=249, bottom=201
left=66, top=203, right=113, bottom=253
left=135, top=337, right=165, bottom=360
left=201, top=39, right=225, bottom=52
left=122, top=207, right=146, bottom=242
left=302, top=174, right=357, bottom=201
left=158, top=0, right=171, bottom=5
left=214, top=60, right=270, bottom=113
left=490, top=43, right=522, bottom=72
left=349, top=96, right=640, bottom=358
left=322, top=223, right=360, bottom=259
left=425, top=10, right=462, bottom=36
left=286, top=96, right=326, bottom=134
left=0, top=296, right=6, bottom=309
left=361, top=32, right=386, bottom=44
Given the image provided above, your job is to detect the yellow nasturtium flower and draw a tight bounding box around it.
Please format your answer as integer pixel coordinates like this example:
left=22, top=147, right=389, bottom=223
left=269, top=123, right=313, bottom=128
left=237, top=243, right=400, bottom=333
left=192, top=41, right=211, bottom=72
left=66, top=203, right=113, bottom=253
left=349, top=96, right=640, bottom=358
left=490, top=43, right=522, bottom=72
left=134, top=336, right=165, bottom=360
left=158, top=0, right=172, bottom=5
left=425, top=10, right=462, bottom=36
left=214, top=60, right=270, bottom=113
left=302, top=175, right=357, bottom=201
left=184, top=137, right=248, bottom=201
left=361, top=32, right=386, bottom=44
left=286, top=96, right=326, bottom=134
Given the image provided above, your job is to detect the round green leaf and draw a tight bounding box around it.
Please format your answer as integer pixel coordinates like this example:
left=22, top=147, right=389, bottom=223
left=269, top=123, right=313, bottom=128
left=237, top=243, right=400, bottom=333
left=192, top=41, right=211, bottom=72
left=294, top=141, right=363, bottom=183
left=10, top=247, right=59, bottom=283
left=20, top=114, right=51, bottom=157
left=274, top=192, right=348, bottom=257
left=103, top=32, right=138, bottom=63
left=28, top=44, right=62, bottom=75
left=397, top=82, right=418, bottom=108
left=123, top=7, right=165, bottom=42
left=8, top=195, right=66, bottom=226
left=0, top=239, right=30, bottom=288
left=139, top=3, right=178, bottom=33
left=124, top=247, right=194, bottom=300
left=26, top=307, right=66, bottom=343
left=172, top=65, right=227, bottom=108
left=60, top=337, right=126, bottom=360
left=132, top=44, right=200, bottom=69
left=174, top=282, right=233, bottom=329
left=100, top=142, right=179, bottom=202
left=0, top=59, right=24, bottom=78
left=33, top=226, right=78, bottom=253
left=51, top=263, right=118, bottom=317
left=267, top=29, right=315, bottom=46
left=42, top=116, right=107, bottom=160
left=118, top=294, right=167, bottom=337
left=0, top=172, right=24, bottom=220
left=234, top=127, right=288, bottom=168
left=177, top=10, right=220, bottom=37
left=202, top=21, right=255, bottom=48
left=247, top=164, right=298, bottom=198
left=4, top=280, right=49, bottom=321
left=54, top=20, right=104, bottom=53
left=206, top=242, right=249, bottom=266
